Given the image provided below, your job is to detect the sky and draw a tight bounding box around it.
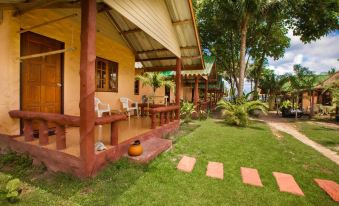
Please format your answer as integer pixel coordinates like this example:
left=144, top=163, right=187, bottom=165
left=242, top=30, right=339, bottom=93
left=267, top=30, right=339, bottom=75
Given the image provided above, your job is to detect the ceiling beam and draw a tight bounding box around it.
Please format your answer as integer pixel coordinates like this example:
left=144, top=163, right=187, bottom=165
left=136, top=55, right=201, bottom=62
left=122, top=28, right=142, bottom=35
left=136, top=46, right=198, bottom=55
left=142, top=64, right=203, bottom=72
left=13, top=0, right=63, bottom=16
left=172, top=19, right=192, bottom=26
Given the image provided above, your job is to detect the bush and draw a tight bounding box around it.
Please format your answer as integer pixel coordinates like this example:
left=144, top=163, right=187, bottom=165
left=0, top=176, right=22, bottom=203
left=180, top=101, right=195, bottom=122
left=217, top=100, right=268, bottom=127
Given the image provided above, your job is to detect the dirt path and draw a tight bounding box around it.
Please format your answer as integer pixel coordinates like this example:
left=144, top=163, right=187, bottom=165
left=260, top=115, right=339, bottom=165
left=307, top=121, right=339, bottom=130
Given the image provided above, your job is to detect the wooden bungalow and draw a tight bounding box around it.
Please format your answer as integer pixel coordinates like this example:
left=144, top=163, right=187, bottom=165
left=0, top=0, right=204, bottom=177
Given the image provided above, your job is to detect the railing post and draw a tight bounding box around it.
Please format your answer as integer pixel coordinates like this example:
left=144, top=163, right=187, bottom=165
left=110, top=122, right=118, bottom=146
left=175, top=109, right=180, bottom=120
left=170, top=111, right=174, bottom=122
left=55, top=124, right=66, bottom=150
left=39, top=121, right=49, bottom=145
left=23, top=120, right=34, bottom=141
left=160, top=112, right=164, bottom=126
left=151, top=112, right=156, bottom=129
left=165, top=111, right=170, bottom=124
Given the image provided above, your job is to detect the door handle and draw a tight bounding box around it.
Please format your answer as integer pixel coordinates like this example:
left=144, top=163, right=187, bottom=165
left=57, top=83, right=62, bottom=87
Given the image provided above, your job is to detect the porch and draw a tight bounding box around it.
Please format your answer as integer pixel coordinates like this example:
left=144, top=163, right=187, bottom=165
left=3, top=112, right=179, bottom=176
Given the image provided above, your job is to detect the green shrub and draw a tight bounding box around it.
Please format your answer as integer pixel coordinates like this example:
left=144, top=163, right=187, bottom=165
left=0, top=176, right=22, bottom=203
left=217, top=100, right=268, bottom=127
left=180, top=101, right=195, bottom=122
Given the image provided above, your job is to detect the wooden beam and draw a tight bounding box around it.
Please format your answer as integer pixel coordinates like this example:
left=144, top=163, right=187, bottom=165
left=172, top=19, right=192, bottom=26
left=122, top=27, right=142, bottom=35
left=136, top=55, right=201, bottom=62
left=143, top=64, right=203, bottom=72
left=19, top=13, right=77, bottom=33
left=105, top=11, right=137, bottom=56
left=194, top=76, right=199, bottom=106
left=136, top=46, right=198, bottom=55
left=79, top=0, right=96, bottom=177
left=175, top=58, right=182, bottom=108
left=19, top=47, right=76, bottom=60
left=13, top=0, right=63, bottom=16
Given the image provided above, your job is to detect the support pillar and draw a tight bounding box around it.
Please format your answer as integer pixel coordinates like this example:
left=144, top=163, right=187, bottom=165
left=204, top=76, right=208, bottom=102
left=194, top=75, right=199, bottom=106
left=79, top=0, right=96, bottom=177
left=175, top=58, right=181, bottom=119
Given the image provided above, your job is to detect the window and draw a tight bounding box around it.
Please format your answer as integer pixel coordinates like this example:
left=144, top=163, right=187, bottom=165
left=95, top=57, right=118, bottom=92
left=134, top=80, right=140, bottom=95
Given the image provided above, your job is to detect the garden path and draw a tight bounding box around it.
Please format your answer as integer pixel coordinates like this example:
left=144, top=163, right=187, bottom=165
left=260, top=115, right=339, bottom=165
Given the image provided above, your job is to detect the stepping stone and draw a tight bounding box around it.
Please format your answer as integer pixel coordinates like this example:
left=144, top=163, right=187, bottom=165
left=314, top=179, right=339, bottom=202
left=177, top=156, right=196, bottom=173
left=241, top=167, right=263, bottom=187
left=273, top=172, right=304, bottom=196
left=206, top=161, right=223, bottom=179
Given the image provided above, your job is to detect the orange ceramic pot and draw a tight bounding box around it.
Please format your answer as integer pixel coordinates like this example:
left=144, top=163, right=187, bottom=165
left=128, top=140, right=143, bottom=156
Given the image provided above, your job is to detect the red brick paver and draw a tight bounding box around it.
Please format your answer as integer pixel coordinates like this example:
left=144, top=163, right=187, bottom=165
left=273, top=172, right=304, bottom=196
left=241, top=167, right=263, bottom=187
left=314, top=179, right=339, bottom=202
left=177, top=156, right=196, bottom=173
left=206, top=161, right=224, bottom=180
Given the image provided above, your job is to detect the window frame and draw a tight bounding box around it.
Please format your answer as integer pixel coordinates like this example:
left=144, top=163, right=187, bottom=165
left=95, top=57, right=118, bottom=92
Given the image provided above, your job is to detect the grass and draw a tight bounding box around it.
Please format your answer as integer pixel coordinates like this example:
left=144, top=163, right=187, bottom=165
left=1, top=119, right=339, bottom=205
left=296, top=121, right=339, bottom=154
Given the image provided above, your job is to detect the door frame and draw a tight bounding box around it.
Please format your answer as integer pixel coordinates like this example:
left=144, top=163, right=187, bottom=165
left=19, top=31, right=65, bottom=134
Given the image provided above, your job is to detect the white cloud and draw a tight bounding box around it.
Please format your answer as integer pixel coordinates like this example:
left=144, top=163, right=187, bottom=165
left=268, top=30, right=339, bottom=74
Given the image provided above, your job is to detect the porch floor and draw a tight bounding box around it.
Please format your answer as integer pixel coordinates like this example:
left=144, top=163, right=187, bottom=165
left=13, top=116, right=158, bottom=157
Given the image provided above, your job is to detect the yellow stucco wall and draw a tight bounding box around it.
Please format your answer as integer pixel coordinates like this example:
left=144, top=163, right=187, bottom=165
left=0, top=10, right=20, bottom=135
left=0, top=9, right=139, bottom=135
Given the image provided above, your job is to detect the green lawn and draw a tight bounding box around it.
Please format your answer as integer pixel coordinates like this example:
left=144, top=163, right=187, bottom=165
left=296, top=121, right=339, bottom=154
left=1, top=119, right=339, bottom=206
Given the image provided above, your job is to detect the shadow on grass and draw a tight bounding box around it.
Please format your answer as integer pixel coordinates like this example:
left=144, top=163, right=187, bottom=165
left=0, top=152, right=148, bottom=205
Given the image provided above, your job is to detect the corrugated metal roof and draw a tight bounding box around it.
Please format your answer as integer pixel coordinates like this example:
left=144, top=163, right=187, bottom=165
left=182, top=56, right=215, bottom=76
left=104, top=0, right=204, bottom=70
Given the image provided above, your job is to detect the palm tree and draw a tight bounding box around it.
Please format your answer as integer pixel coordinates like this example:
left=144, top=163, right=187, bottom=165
left=217, top=100, right=268, bottom=127
left=236, top=0, right=284, bottom=98
left=136, top=72, right=174, bottom=102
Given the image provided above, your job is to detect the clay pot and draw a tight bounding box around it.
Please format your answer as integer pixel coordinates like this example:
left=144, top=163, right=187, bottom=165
left=128, top=140, right=143, bottom=156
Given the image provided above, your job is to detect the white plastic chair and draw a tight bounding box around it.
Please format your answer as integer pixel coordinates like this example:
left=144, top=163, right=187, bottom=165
left=120, top=97, right=139, bottom=118
left=94, top=97, right=111, bottom=118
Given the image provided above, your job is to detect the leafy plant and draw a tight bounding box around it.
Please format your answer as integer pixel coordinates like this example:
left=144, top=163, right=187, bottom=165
left=0, top=177, right=21, bottom=203
left=280, top=100, right=292, bottom=109
left=136, top=72, right=174, bottom=99
left=180, top=102, right=196, bottom=123
left=198, top=110, right=208, bottom=121
left=217, top=100, right=268, bottom=127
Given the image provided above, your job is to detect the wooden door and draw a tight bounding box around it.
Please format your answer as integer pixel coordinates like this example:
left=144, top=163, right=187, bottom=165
left=21, top=32, right=63, bottom=129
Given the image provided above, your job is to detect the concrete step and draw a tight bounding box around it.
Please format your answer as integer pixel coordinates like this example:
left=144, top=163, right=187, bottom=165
left=125, top=138, right=172, bottom=164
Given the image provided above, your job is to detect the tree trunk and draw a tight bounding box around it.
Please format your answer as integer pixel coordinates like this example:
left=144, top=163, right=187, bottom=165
left=238, top=13, right=249, bottom=98
left=253, top=53, right=266, bottom=100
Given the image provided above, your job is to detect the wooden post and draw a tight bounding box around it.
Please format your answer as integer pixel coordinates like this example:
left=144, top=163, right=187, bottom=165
left=39, top=121, right=49, bottom=145
left=204, top=76, right=208, bottom=102
left=23, top=120, right=34, bottom=142
left=160, top=112, right=164, bottom=126
left=79, top=0, right=96, bottom=177
left=151, top=112, right=156, bottom=129
left=310, top=91, right=315, bottom=117
left=175, top=58, right=181, bottom=118
left=55, top=124, right=66, bottom=150
left=170, top=111, right=174, bottom=122
left=165, top=112, right=170, bottom=124
left=110, top=123, right=118, bottom=146
left=194, top=75, right=199, bottom=106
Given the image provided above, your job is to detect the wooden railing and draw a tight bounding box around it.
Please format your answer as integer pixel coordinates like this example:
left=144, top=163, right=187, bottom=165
left=9, top=110, right=127, bottom=149
left=148, top=105, right=180, bottom=129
